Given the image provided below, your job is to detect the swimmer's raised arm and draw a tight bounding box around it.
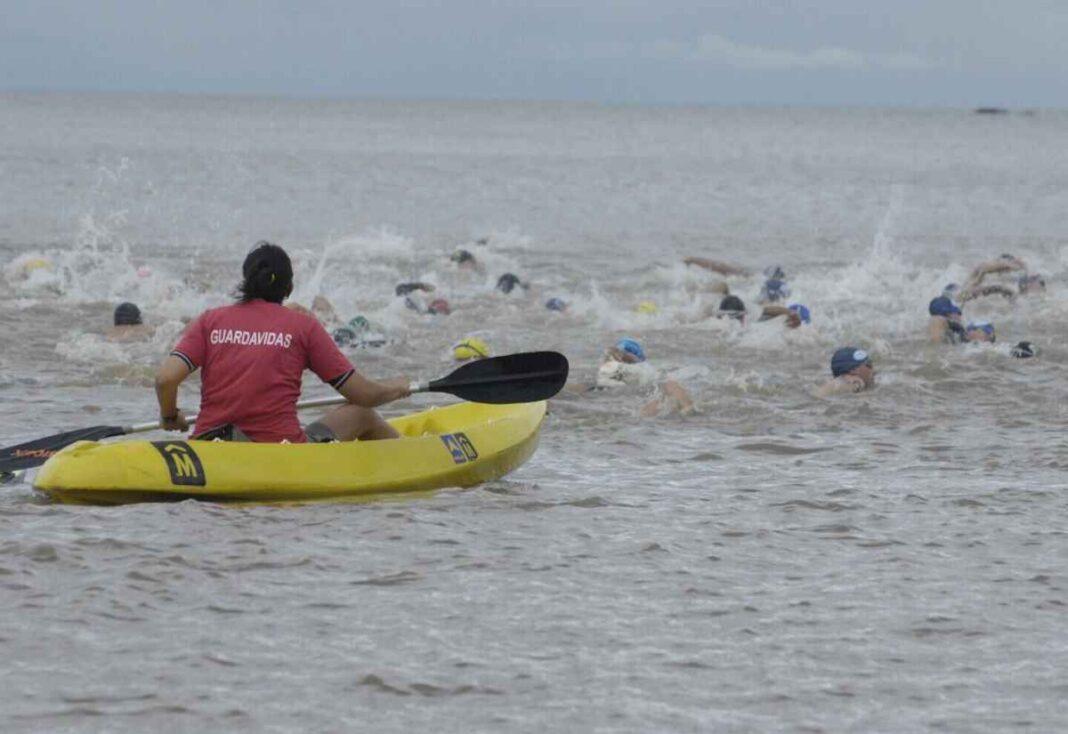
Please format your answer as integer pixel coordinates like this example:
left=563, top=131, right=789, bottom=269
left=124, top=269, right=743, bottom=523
left=958, top=284, right=1016, bottom=304
left=683, top=257, right=751, bottom=277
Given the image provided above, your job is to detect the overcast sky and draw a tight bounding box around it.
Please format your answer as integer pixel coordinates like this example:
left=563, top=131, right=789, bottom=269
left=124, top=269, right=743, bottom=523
left=3, top=0, right=1067, bottom=107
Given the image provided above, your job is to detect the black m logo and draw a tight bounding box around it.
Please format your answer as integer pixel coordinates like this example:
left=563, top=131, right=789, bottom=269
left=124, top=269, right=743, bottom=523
left=152, top=441, right=207, bottom=487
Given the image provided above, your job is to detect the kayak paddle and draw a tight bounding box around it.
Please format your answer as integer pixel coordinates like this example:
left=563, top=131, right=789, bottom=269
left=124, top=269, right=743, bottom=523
left=411, top=350, right=568, bottom=404
left=0, top=351, right=568, bottom=472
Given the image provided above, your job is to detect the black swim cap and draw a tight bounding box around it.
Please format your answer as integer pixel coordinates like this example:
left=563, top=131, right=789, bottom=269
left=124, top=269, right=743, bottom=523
left=497, top=273, right=522, bottom=294
left=450, top=249, right=475, bottom=264
left=236, top=241, right=293, bottom=304
left=719, top=295, right=746, bottom=313
left=113, top=302, right=142, bottom=326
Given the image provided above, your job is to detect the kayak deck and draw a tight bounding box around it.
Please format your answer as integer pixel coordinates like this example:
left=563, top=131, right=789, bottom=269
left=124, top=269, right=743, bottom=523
left=33, top=401, right=546, bottom=505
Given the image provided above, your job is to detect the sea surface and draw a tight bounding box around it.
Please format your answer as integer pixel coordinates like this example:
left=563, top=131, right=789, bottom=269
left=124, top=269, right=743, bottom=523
left=2, top=93, right=1067, bottom=732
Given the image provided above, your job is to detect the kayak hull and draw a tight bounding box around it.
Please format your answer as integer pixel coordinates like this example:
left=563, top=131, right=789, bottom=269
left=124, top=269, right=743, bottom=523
left=33, top=401, right=546, bottom=505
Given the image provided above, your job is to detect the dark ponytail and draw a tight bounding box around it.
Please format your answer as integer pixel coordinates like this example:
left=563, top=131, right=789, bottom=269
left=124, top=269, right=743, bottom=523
left=236, top=241, right=293, bottom=304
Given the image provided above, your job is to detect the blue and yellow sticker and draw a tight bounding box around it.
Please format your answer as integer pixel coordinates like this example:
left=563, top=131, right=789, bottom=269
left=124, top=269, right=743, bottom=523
left=440, top=433, right=479, bottom=464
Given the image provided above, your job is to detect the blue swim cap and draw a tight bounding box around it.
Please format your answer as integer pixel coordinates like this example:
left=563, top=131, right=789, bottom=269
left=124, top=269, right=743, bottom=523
left=966, top=320, right=995, bottom=340
left=615, top=338, right=646, bottom=362
left=929, top=296, right=962, bottom=317
left=787, top=303, right=811, bottom=324
left=760, top=278, right=790, bottom=303
left=545, top=297, right=567, bottom=312
left=831, top=347, right=871, bottom=377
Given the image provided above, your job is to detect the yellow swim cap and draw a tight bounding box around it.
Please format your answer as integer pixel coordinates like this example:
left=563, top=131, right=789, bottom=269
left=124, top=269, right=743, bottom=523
left=23, top=258, right=51, bottom=274
left=453, top=337, right=490, bottom=361
left=636, top=300, right=659, bottom=314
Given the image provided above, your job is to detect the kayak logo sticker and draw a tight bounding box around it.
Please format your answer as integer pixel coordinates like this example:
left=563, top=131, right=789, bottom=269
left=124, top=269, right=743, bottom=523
left=152, top=441, right=206, bottom=486
left=440, top=433, right=479, bottom=464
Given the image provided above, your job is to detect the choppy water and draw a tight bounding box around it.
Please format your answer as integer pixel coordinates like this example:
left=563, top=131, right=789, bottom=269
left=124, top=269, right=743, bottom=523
left=2, top=93, right=1068, bottom=732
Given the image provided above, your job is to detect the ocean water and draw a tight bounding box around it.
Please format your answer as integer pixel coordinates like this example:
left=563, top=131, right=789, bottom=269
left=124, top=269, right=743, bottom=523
left=2, top=93, right=1068, bottom=732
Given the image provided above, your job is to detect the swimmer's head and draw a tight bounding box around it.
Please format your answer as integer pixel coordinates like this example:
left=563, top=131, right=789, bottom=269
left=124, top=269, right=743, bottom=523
left=1017, top=273, right=1046, bottom=294
left=427, top=298, right=451, bottom=315
left=928, top=296, right=962, bottom=319
left=348, top=315, right=370, bottom=332
left=759, top=278, right=789, bottom=304
left=496, top=273, right=523, bottom=294
left=545, top=297, right=568, bottom=312
left=719, top=295, right=747, bottom=321
left=942, top=283, right=959, bottom=298
left=614, top=338, right=646, bottom=363
left=450, top=249, right=476, bottom=265
left=1010, top=340, right=1037, bottom=358
left=965, top=320, right=995, bottom=342
left=452, top=337, right=491, bottom=361
left=635, top=300, right=659, bottom=315
left=764, top=265, right=785, bottom=280
left=831, top=347, right=874, bottom=384
left=113, top=302, right=143, bottom=326
left=787, top=303, right=811, bottom=324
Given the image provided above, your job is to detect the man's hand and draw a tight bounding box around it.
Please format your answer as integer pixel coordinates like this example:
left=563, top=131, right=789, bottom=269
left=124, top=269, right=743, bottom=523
left=161, top=410, right=189, bottom=432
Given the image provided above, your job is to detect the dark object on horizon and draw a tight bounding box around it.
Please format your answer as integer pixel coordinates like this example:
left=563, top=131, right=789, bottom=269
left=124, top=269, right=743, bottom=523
left=974, top=107, right=1009, bottom=115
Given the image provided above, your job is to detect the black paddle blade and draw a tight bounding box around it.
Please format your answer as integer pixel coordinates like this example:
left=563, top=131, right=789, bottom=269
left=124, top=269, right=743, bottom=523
left=0, top=425, right=127, bottom=472
left=429, top=351, right=569, bottom=404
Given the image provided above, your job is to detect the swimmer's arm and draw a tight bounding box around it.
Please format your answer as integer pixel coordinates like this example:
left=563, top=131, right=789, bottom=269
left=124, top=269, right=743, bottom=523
left=965, top=285, right=1016, bottom=302
left=759, top=305, right=790, bottom=321
left=683, top=257, right=751, bottom=277
left=966, top=259, right=1025, bottom=287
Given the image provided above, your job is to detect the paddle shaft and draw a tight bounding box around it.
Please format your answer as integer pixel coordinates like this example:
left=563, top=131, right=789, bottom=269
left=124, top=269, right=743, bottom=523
left=126, top=395, right=351, bottom=434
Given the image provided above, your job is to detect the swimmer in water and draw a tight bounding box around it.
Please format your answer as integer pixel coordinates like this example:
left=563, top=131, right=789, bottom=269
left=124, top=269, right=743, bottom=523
left=394, top=282, right=437, bottom=312
left=569, top=338, right=695, bottom=416
left=700, top=294, right=748, bottom=322
left=928, top=296, right=967, bottom=344
left=817, top=347, right=876, bottom=396
left=452, top=337, right=491, bottom=362
left=285, top=295, right=338, bottom=324
left=1010, top=341, right=1037, bottom=358
left=952, top=254, right=1044, bottom=303
left=546, top=297, right=569, bottom=312
left=496, top=273, right=527, bottom=294
left=757, top=277, right=790, bottom=305
left=106, top=302, right=155, bottom=341
left=964, top=320, right=995, bottom=343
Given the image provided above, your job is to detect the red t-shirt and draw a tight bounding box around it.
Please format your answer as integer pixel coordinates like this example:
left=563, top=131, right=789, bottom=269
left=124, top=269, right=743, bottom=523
left=171, top=300, right=354, bottom=443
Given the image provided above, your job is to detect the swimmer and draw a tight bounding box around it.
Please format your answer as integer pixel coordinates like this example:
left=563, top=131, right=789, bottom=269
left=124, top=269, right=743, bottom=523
left=496, top=273, right=527, bottom=294
left=452, top=337, right=491, bottom=362
left=964, top=320, right=995, bottom=343
left=450, top=249, right=478, bottom=269
left=1010, top=341, right=1037, bottom=358
left=427, top=298, right=451, bottom=315
left=928, top=296, right=966, bottom=344
left=757, top=278, right=790, bottom=305
left=106, top=302, right=155, bottom=341
left=395, top=281, right=435, bottom=298
left=635, top=300, right=658, bottom=315
left=955, top=254, right=1043, bottom=302
left=707, top=294, right=747, bottom=323
left=546, top=297, right=569, bottom=312
left=817, top=347, right=876, bottom=396
left=285, top=295, right=337, bottom=324
left=569, top=338, right=695, bottom=416
left=333, top=315, right=388, bottom=349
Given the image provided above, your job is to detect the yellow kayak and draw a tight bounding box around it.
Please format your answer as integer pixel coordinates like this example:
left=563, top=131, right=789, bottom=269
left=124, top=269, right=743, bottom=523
left=34, top=401, right=546, bottom=505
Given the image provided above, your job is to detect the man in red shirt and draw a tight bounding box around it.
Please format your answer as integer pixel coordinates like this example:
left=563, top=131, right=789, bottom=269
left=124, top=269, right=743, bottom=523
left=155, top=242, right=410, bottom=442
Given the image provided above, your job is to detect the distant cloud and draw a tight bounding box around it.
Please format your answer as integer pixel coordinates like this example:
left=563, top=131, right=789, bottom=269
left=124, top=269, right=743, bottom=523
left=644, top=34, right=934, bottom=71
